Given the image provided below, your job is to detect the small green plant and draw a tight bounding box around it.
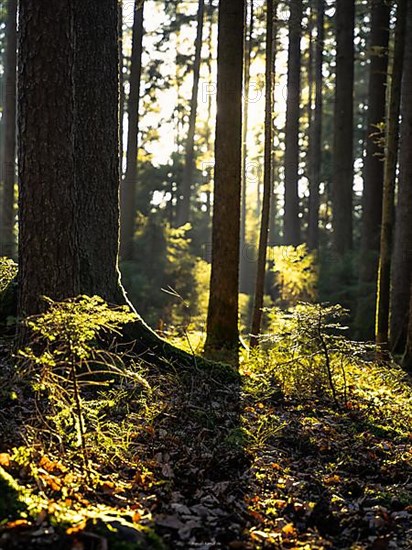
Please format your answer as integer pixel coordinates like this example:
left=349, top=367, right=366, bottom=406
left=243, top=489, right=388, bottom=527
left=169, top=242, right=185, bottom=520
left=18, top=295, right=150, bottom=476
left=250, top=302, right=373, bottom=404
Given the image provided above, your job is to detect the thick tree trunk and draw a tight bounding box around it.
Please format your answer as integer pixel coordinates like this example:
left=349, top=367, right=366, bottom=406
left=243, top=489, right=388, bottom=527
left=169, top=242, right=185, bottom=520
left=283, top=0, right=302, bottom=246
left=376, top=0, right=407, bottom=349
left=307, top=0, right=324, bottom=251
left=0, top=0, right=17, bottom=259
left=250, top=0, right=275, bottom=348
left=356, top=0, right=390, bottom=340
left=176, top=0, right=205, bottom=227
left=390, top=0, right=412, bottom=355
left=332, top=0, right=355, bottom=256
left=119, top=1, right=144, bottom=261
left=18, top=0, right=79, bottom=317
left=204, top=0, right=244, bottom=353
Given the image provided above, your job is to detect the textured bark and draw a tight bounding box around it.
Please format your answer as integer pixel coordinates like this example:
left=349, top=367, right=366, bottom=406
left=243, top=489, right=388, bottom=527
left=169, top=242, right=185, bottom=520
left=332, top=0, right=355, bottom=256
left=119, top=1, right=144, bottom=260
left=390, top=0, right=412, bottom=354
left=0, top=0, right=17, bottom=259
left=250, top=0, right=275, bottom=348
left=205, top=0, right=244, bottom=353
left=376, top=0, right=407, bottom=348
left=307, top=0, right=324, bottom=251
left=356, top=0, right=390, bottom=339
left=17, top=0, right=79, bottom=317
left=283, top=0, right=302, bottom=246
left=176, top=0, right=205, bottom=227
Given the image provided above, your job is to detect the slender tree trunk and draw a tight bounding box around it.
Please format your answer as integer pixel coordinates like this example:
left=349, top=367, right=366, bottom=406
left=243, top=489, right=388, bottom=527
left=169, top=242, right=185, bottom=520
left=356, top=0, right=390, bottom=340
left=18, top=0, right=79, bottom=317
left=402, top=280, right=412, bottom=370
left=240, top=0, right=254, bottom=293
left=283, top=0, right=302, bottom=246
left=376, top=0, right=407, bottom=348
left=176, top=0, right=205, bottom=227
left=0, top=0, right=17, bottom=259
left=390, top=0, right=412, bottom=355
left=118, top=1, right=124, bottom=177
left=308, top=0, right=324, bottom=251
left=119, top=1, right=144, bottom=261
left=250, top=0, right=275, bottom=348
left=205, top=0, right=244, bottom=354
left=332, top=0, right=355, bottom=256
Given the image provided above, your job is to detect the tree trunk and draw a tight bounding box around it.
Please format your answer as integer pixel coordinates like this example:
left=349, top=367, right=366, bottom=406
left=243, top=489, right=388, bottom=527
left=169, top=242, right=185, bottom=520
left=204, top=0, right=244, bottom=354
left=356, top=0, right=390, bottom=340
left=119, top=1, right=145, bottom=261
left=176, top=0, right=205, bottom=227
left=0, top=0, right=17, bottom=259
left=390, top=0, right=412, bottom=355
left=119, top=1, right=125, bottom=178
left=332, top=0, right=355, bottom=256
left=18, top=0, right=79, bottom=317
left=402, top=280, right=412, bottom=370
left=376, top=0, right=407, bottom=349
left=239, top=0, right=254, bottom=293
left=250, top=0, right=275, bottom=348
left=283, top=0, right=302, bottom=246
left=307, top=0, right=324, bottom=251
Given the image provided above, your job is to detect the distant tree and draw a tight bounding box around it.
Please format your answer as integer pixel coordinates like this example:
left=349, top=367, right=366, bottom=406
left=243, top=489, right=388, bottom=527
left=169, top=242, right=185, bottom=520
left=250, top=0, right=275, bottom=347
left=390, top=0, right=412, bottom=355
left=332, top=0, right=355, bottom=256
left=307, top=0, right=324, bottom=251
left=176, top=0, right=205, bottom=227
left=376, top=0, right=407, bottom=349
left=356, top=0, right=390, bottom=340
left=205, top=0, right=245, bottom=354
left=0, top=0, right=17, bottom=258
left=240, top=0, right=254, bottom=293
left=283, top=0, right=302, bottom=246
left=403, top=280, right=412, bottom=370
left=120, top=1, right=145, bottom=261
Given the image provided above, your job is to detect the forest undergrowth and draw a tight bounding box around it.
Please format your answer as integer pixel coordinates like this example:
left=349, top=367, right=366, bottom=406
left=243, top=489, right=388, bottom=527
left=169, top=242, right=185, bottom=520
left=0, top=298, right=411, bottom=550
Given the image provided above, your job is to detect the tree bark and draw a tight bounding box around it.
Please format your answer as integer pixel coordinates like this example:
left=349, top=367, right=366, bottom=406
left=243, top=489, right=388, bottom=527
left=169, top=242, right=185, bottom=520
left=204, top=0, right=244, bottom=354
left=390, top=0, right=412, bottom=355
left=376, top=0, right=407, bottom=349
left=250, top=0, right=275, bottom=348
left=239, top=0, right=254, bottom=294
left=283, top=0, right=302, bottom=246
left=332, top=0, right=355, bottom=256
left=119, top=1, right=145, bottom=261
left=176, top=0, right=205, bottom=227
left=18, top=0, right=79, bottom=317
left=402, top=280, right=412, bottom=370
left=0, top=0, right=17, bottom=259
left=356, top=0, right=390, bottom=340
left=119, top=1, right=125, bottom=179
left=307, top=0, right=324, bottom=251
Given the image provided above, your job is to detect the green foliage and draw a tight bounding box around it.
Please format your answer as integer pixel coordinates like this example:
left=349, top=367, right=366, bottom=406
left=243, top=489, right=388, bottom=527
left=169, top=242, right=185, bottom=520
left=18, top=296, right=150, bottom=472
left=245, top=302, right=372, bottom=403
left=0, top=257, right=18, bottom=327
left=121, top=216, right=209, bottom=331
left=271, top=245, right=318, bottom=306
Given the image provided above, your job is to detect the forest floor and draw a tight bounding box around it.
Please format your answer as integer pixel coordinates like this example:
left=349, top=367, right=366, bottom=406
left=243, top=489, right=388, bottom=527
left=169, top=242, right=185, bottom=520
left=0, top=335, right=411, bottom=550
